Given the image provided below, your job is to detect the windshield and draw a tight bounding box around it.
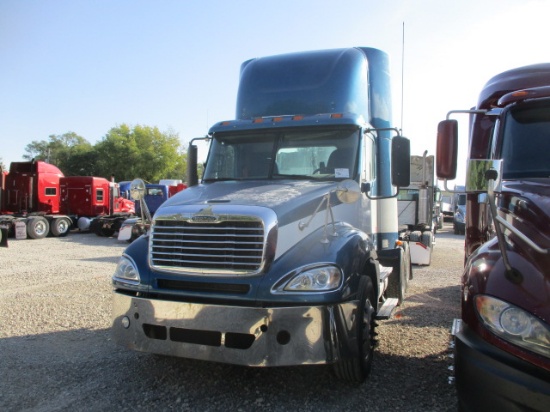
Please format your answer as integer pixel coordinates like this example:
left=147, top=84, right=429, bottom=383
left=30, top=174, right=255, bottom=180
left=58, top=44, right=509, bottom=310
left=203, top=128, right=359, bottom=181
left=500, top=100, right=550, bottom=179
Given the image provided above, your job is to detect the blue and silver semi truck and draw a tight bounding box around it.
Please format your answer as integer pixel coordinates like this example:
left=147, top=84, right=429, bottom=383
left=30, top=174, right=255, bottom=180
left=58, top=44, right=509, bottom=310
left=111, top=47, right=411, bottom=382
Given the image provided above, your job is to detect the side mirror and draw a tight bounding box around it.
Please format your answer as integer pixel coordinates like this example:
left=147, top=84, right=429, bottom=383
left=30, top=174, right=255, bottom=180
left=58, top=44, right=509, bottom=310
left=336, top=179, right=361, bottom=204
left=391, top=135, right=411, bottom=187
left=187, top=144, right=199, bottom=187
left=436, top=120, right=458, bottom=180
left=130, top=179, right=146, bottom=200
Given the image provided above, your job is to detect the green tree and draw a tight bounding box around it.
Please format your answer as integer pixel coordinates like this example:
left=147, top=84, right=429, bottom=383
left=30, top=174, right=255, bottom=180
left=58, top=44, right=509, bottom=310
left=94, top=124, right=186, bottom=182
left=23, top=132, right=93, bottom=175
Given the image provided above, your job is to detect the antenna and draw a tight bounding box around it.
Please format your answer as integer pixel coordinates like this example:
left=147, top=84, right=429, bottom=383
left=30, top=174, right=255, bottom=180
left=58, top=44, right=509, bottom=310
left=401, top=22, right=405, bottom=134
left=401, top=21, right=405, bottom=134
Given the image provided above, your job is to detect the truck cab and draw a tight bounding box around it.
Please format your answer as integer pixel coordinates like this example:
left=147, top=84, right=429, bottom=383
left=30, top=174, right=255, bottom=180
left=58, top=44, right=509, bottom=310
left=111, top=47, right=411, bottom=383
left=437, top=64, right=550, bottom=411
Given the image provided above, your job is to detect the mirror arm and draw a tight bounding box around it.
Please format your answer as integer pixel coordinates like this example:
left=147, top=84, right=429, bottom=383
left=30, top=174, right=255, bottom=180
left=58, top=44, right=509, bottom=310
left=446, top=109, right=486, bottom=120
left=363, top=184, right=399, bottom=200
left=442, top=178, right=463, bottom=194
left=187, top=136, right=211, bottom=187
left=365, top=127, right=401, bottom=136
left=139, top=196, right=152, bottom=224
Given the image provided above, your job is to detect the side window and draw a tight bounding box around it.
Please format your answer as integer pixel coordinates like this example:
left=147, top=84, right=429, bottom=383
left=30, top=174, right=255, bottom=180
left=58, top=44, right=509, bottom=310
left=96, top=188, right=104, bottom=203
left=45, top=187, right=57, bottom=196
left=362, top=133, right=375, bottom=182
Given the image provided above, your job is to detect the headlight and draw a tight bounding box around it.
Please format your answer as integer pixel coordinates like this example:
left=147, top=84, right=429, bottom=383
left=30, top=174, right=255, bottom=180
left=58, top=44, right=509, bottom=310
left=276, top=265, right=342, bottom=292
left=112, top=255, right=140, bottom=285
left=475, top=295, right=550, bottom=358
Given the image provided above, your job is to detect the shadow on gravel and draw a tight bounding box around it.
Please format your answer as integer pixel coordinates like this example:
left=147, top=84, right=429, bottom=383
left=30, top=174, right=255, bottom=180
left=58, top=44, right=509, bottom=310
left=52, top=230, right=126, bottom=247
left=386, top=284, right=462, bottom=328
left=1, top=326, right=457, bottom=412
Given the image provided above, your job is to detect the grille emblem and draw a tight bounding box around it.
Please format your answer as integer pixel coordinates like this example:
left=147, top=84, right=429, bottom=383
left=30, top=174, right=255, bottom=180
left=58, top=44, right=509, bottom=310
left=190, top=206, right=219, bottom=223
left=190, top=215, right=218, bottom=223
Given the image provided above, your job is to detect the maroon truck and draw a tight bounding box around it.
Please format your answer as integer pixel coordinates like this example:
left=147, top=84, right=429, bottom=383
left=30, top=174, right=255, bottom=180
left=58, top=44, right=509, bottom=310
left=437, top=64, right=550, bottom=411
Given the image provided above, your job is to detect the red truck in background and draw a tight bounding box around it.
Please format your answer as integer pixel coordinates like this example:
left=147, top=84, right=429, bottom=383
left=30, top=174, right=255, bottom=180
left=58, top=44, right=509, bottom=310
left=437, top=64, right=550, bottom=411
left=60, top=175, right=135, bottom=237
left=0, top=160, right=134, bottom=245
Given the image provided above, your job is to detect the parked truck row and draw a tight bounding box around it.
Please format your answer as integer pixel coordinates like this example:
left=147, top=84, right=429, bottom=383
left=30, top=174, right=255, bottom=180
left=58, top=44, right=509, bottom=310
left=0, top=160, right=186, bottom=246
left=0, top=160, right=135, bottom=245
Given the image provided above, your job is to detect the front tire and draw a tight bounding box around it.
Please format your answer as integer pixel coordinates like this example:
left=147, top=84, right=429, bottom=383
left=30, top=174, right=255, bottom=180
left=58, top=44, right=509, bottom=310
left=333, top=276, right=377, bottom=383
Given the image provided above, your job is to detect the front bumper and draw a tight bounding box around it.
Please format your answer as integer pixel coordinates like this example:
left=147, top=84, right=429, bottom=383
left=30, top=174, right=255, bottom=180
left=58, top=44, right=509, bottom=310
left=454, top=321, right=550, bottom=412
left=112, top=292, right=357, bottom=367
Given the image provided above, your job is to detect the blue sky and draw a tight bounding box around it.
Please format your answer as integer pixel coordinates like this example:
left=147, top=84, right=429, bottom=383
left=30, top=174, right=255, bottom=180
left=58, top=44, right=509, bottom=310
left=2, top=0, right=549, bottom=185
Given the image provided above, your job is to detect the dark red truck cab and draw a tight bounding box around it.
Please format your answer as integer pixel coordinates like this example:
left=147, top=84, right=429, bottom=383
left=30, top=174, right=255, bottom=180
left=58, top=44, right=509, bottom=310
left=437, top=64, right=550, bottom=411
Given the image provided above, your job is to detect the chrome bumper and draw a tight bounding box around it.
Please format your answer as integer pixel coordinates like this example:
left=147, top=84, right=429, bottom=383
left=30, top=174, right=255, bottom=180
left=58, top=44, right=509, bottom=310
left=112, top=292, right=356, bottom=367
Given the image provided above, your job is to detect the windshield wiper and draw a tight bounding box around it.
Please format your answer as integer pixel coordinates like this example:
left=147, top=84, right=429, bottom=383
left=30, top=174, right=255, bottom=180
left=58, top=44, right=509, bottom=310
left=273, top=173, right=314, bottom=180
left=202, top=177, right=243, bottom=182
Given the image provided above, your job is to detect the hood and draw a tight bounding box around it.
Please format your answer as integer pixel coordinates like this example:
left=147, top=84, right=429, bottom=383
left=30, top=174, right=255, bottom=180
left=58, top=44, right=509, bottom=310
left=159, top=180, right=342, bottom=226
left=501, top=179, right=550, bottom=230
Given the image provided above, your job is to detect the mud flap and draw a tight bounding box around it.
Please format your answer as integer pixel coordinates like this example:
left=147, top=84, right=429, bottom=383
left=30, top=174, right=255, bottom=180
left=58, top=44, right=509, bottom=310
left=0, top=227, right=9, bottom=247
left=378, top=247, right=407, bottom=305
left=409, top=241, right=431, bottom=265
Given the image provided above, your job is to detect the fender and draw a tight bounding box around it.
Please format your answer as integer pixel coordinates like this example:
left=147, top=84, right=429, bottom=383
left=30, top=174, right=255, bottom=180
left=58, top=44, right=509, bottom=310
left=462, top=238, right=550, bottom=330
left=256, top=222, right=377, bottom=305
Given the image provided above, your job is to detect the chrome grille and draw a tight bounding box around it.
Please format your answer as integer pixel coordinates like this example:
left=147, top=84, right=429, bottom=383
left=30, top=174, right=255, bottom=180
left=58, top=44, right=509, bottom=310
left=150, top=218, right=265, bottom=274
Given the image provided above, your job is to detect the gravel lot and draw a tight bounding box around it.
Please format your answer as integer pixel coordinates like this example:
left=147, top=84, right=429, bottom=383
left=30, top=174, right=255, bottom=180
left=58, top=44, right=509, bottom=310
left=0, top=224, right=464, bottom=412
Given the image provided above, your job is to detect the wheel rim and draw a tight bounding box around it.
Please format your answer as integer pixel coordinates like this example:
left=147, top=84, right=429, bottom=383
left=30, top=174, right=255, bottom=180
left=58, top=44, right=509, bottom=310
left=35, top=220, right=48, bottom=236
left=58, top=219, right=69, bottom=234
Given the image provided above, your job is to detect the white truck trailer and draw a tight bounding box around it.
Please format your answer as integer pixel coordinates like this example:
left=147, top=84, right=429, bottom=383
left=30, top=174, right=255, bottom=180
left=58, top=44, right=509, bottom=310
left=398, top=152, right=437, bottom=265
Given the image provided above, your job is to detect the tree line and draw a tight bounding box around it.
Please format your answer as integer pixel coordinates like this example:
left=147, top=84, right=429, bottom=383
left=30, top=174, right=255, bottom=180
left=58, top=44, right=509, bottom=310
left=18, top=124, right=192, bottom=183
